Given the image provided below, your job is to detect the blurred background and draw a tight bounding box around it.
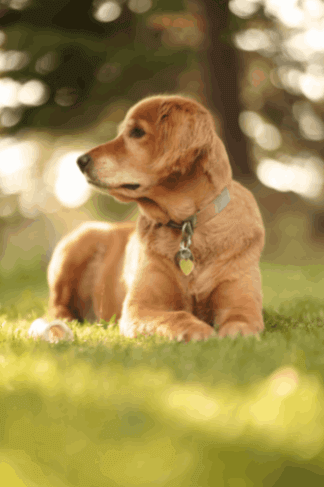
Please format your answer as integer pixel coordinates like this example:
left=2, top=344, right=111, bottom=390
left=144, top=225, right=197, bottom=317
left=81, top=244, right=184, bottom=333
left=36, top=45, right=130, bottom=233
left=1, top=0, right=324, bottom=290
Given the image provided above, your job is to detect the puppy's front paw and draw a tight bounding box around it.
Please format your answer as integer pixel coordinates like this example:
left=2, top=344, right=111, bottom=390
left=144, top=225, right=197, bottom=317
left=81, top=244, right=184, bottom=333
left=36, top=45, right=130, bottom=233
left=28, top=318, right=74, bottom=343
left=218, top=321, right=261, bottom=338
left=175, top=322, right=217, bottom=342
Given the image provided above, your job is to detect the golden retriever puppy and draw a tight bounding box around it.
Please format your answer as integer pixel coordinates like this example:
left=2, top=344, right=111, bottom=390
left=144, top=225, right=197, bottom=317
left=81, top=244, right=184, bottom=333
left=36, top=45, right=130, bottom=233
left=48, top=95, right=265, bottom=340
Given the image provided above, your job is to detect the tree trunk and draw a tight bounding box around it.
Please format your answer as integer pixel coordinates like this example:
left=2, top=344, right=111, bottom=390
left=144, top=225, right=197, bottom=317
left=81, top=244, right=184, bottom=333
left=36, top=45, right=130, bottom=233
left=200, top=0, right=252, bottom=181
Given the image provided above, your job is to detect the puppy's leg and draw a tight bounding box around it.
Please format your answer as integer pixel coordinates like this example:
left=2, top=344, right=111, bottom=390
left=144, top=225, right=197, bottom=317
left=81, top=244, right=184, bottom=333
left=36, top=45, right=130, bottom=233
left=119, top=262, right=216, bottom=342
left=212, top=267, right=264, bottom=338
left=47, top=223, right=118, bottom=322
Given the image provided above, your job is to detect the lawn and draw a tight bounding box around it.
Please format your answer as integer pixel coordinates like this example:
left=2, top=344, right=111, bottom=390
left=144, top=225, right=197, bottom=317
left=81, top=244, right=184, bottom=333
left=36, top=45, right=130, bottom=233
left=1, top=262, right=324, bottom=486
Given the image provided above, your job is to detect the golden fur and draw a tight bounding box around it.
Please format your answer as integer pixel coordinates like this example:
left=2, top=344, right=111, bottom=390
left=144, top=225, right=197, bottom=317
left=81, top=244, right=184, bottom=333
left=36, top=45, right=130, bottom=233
left=48, top=95, right=265, bottom=340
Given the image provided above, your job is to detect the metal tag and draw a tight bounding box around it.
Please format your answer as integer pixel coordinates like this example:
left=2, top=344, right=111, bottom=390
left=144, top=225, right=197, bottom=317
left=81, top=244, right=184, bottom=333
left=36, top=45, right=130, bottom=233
left=179, top=258, right=194, bottom=276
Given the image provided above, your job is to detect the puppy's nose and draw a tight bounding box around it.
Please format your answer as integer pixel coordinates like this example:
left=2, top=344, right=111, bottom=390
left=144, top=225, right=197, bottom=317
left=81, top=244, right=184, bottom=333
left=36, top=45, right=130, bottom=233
left=77, top=153, right=92, bottom=172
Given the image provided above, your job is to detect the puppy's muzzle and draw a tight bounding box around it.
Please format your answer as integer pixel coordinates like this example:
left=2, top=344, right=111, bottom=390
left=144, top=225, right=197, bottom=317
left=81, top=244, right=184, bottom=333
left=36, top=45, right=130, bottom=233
left=77, top=153, right=93, bottom=173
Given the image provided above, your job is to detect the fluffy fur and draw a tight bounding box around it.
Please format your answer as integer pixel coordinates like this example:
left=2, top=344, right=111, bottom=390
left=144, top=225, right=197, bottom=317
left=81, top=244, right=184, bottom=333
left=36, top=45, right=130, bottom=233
left=48, top=95, right=265, bottom=340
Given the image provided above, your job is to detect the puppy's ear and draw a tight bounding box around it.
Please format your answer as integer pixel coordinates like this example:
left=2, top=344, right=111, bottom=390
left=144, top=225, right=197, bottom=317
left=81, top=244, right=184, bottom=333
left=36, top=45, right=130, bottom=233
left=155, top=98, right=232, bottom=187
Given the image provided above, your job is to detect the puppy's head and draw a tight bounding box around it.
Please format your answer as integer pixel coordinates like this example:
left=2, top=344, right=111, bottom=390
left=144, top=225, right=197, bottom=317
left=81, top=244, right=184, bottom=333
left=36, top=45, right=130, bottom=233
left=77, top=95, right=232, bottom=222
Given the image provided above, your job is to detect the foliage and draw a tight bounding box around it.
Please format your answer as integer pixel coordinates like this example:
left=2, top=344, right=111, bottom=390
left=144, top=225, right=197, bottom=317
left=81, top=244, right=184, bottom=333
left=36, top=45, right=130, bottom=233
left=0, top=0, right=194, bottom=133
left=230, top=0, right=324, bottom=202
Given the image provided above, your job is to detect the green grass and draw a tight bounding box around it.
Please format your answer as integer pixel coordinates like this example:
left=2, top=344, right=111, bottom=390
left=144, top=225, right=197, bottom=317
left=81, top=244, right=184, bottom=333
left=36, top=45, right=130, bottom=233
left=1, top=262, right=324, bottom=486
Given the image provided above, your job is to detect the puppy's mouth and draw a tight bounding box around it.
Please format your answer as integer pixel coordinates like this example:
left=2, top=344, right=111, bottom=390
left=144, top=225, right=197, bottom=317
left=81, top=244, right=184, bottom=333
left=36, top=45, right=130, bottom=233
left=87, top=179, right=141, bottom=192
left=120, top=184, right=141, bottom=190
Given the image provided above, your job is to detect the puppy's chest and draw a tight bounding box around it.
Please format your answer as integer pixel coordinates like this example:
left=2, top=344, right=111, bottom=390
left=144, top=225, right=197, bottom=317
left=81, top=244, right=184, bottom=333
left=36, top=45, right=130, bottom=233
left=152, top=228, right=219, bottom=294
left=185, top=263, right=216, bottom=299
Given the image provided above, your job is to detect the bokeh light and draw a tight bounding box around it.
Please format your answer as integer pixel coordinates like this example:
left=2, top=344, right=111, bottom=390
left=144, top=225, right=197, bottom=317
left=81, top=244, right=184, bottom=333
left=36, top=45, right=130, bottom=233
left=54, top=151, right=93, bottom=208
left=93, top=1, right=122, bottom=22
left=300, top=70, right=324, bottom=102
left=0, top=107, right=23, bottom=127
left=233, top=0, right=324, bottom=205
left=234, top=28, right=274, bottom=53
left=265, top=0, right=304, bottom=28
left=0, top=78, right=21, bottom=108
left=0, top=50, right=30, bottom=72
left=257, top=156, right=323, bottom=198
left=10, top=0, right=30, bottom=10
left=229, top=0, right=261, bottom=19
left=35, top=52, right=58, bottom=75
left=54, top=87, right=77, bottom=107
left=18, top=79, right=50, bottom=106
left=270, top=367, right=299, bottom=397
left=293, top=101, right=324, bottom=141
left=239, top=111, right=282, bottom=150
left=128, top=0, right=152, bottom=14
left=233, top=0, right=324, bottom=106
left=277, top=66, right=303, bottom=94
left=0, top=139, right=39, bottom=195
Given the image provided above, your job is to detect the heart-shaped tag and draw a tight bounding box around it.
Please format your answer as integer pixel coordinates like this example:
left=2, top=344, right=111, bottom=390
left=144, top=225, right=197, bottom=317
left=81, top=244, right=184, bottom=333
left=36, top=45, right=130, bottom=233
left=179, top=258, right=194, bottom=276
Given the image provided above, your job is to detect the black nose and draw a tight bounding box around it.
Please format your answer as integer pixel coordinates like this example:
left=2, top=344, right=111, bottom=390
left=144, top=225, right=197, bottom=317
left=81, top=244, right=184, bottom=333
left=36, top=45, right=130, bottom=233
left=77, top=153, right=92, bottom=172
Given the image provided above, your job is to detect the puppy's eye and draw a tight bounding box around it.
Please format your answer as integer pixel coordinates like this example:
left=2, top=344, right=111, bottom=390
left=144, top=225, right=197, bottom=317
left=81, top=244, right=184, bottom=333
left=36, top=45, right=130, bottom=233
left=129, top=127, right=146, bottom=138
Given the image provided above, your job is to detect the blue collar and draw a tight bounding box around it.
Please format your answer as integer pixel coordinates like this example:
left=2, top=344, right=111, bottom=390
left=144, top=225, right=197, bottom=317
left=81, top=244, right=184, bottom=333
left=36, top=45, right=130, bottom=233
left=166, top=186, right=230, bottom=230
